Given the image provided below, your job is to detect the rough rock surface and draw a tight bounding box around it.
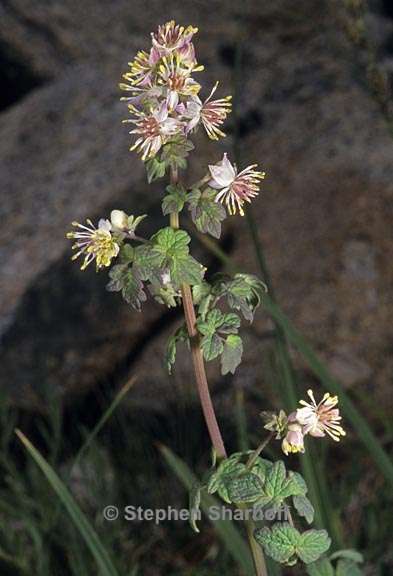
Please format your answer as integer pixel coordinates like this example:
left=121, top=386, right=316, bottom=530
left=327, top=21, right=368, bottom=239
left=0, top=0, right=392, bottom=415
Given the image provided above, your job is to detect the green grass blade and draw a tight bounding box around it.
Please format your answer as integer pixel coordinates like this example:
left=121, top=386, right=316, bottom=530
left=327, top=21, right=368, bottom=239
left=263, top=296, right=393, bottom=486
left=73, top=376, right=136, bottom=469
left=235, top=389, right=249, bottom=453
left=16, top=430, right=120, bottom=576
left=159, top=444, right=255, bottom=576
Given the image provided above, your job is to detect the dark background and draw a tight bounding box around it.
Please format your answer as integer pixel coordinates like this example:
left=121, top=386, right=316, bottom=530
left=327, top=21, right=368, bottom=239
left=0, top=1, right=392, bottom=574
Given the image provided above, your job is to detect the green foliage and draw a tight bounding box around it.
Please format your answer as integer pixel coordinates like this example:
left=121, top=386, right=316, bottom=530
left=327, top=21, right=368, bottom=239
left=108, top=228, right=205, bottom=311
left=222, top=273, right=267, bottom=322
left=307, top=558, right=335, bottom=576
left=189, top=483, right=202, bottom=533
left=255, top=523, right=331, bottom=566
left=165, top=324, right=189, bottom=374
left=16, top=431, right=120, bottom=576
left=207, top=452, right=272, bottom=504
left=125, top=214, right=147, bottom=236
left=162, top=184, right=188, bottom=215
left=226, top=472, right=264, bottom=504
left=335, top=560, right=363, bottom=576
left=256, top=461, right=307, bottom=507
left=293, top=495, right=315, bottom=525
left=150, top=228, right=205, bottom=287
left=145, top=156, right=166, bottom=183
left=187, top=188, right=227, bottom=239
left=107, top=264, right=146, bottom=311
left=161, top=137, right=194, bottom=171
left=196, top=308, right=242, bottom=372
left=306, top=550, right=364, bottom=576
left=221, top=334, right=243, bottom=375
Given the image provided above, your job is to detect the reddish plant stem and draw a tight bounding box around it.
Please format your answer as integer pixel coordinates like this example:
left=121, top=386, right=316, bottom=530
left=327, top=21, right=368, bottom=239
left=169, top=167, right=227, bottom=459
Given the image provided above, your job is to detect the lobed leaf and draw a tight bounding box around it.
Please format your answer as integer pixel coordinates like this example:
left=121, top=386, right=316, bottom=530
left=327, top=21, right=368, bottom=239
left=188, top=187, right=226, bottom=239
left=221, top=334, right=243, bottom=375
left=293, top=495, right=315, bottom=525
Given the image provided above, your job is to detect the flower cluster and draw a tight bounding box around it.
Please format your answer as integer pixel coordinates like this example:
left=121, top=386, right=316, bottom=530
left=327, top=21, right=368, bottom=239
left=119, top=20, right=265, bottom=216
left=264, top=389, right=346, bottom=456
left=120, top=20, right=232, bottom=159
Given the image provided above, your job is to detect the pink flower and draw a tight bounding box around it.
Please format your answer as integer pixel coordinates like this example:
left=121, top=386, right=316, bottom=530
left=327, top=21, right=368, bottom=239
left=123, top=102, right=184, bottom=160
left=296, top=389, right=346, bottom=442
left=208, top=153, right=265, bottom=215
left=158, top=53, right=202, bottom=110
left=184, top=83, right=232, bottom=140
left=120, top=48, right=161, bottom=93
left=281, top=415, right=305, bottom=455
left=151, top=21, right=198, bottom=60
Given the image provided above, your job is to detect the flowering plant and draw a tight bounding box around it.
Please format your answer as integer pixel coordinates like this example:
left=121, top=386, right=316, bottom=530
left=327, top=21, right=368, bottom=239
left=66, top=21, right=352, bottom=576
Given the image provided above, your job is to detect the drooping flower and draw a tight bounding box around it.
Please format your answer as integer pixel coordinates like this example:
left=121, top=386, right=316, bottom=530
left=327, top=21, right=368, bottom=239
left=281, top=418, right=305, bottom=456
left=123, top=102, right=184, bottom=160
left=66, top=219, right=120, bottom=271
left=295, top=389, right=346, bottom=442
left=183, top=82, right=232, bottom=139
left=208, top=153, right=265, bottom=215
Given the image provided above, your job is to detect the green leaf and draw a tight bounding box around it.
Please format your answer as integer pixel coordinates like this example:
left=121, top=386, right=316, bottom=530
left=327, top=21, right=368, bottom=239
left=221, top=335, right=243, bottom=375
left=160, top=445, right=255, bottom=575
left=188, top=187, right=226, bottom=239
left=118, top=244, right=135, bottom=264
left=162, top=184, right=188, bottom=215
left=165, top=325, right=188, bottom=374
left=161, top=137, right=194, bottom=171
left=192, top=282, right=213, bottom=320
left=150, top=227, right=205, bottom=288
left=107, top=264, right=146, bottom=311
left=127, top=214, right=147, bottom=235
left=220, top=312, right=241, bottom=334
left=336, top=560, right=364, bottom=576
left=330, top=550, right=363, bottom=564
left=149, top=280, right=178, bottom=308
left=133, top=244, right=160, bottom=281
left=196, top=309, right=240, bottom=363
left=16, top=431, right=120, bottom=576
left=250, top=457, right=273, bottom=484
left=207, top=453, right=246, bottom=503
left=226, top=472, right=264, bottom=504
left=189, top=483, right=202, bottom=533
left=225, top=273, right=267, bottom=322
left=145, top=156, right=166, bottom=183
left=255, top=523, right=300, bottom=564
left=306, top=558, right=335, bottom=576
left=258, top=461, right=304, bottom=506
left=297, top=530, right=331, bottom=564
left=293, top=495, right=315, bottom=525
left=288, top=471, right=308, bottom=496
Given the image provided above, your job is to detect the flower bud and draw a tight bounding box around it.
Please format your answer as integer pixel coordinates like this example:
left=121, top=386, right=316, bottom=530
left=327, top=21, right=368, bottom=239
left=110, top=210, right=129, bottom=230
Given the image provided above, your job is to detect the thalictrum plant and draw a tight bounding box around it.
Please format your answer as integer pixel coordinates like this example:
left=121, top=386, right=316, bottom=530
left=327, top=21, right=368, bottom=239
left=66, top=20, right=360, bottom=576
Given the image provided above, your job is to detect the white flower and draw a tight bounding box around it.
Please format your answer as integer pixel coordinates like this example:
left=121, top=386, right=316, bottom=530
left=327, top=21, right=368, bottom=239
left=183, top=83, right=232, bottom=139
left=66, top=219, right=119, bottom=271
left=208, top=153, right=265, bottom=215
left=295, top=389, right=346, bottom=442
left=123, top=101, right=184, bottom=160
left=110, top=210, right=129, bottom=230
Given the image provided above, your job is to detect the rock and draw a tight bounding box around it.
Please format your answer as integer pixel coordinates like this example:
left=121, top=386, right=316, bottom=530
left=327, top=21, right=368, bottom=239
left=1, top=0, right=392, bottom=416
